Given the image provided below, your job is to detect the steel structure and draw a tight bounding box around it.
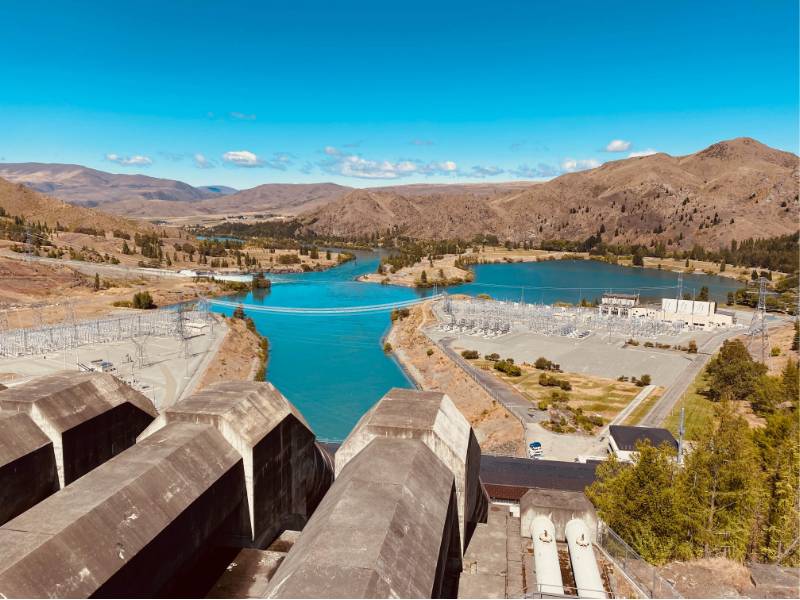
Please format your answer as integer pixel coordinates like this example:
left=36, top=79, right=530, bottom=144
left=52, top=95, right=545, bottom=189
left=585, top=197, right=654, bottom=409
left=0, top=305, right=211, bottom=358
left=437, top=296, right=681, bottom=339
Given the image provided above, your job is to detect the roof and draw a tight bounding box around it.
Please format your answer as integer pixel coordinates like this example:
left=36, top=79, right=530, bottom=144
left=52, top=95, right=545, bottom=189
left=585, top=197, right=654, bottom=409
left=609, top=425, right=678, bottom=452
left=164, top=380, right=312, bottom=446
left=266, top=438, right=458, bottom=599
left=0, top=422, right=241, bottom=598
left=479, top=456, right=599, bottom=500
left=0, top=412, right=51, bottom=467
left=601, top=293, right=638, bottom=300
left=334, top=388, right=486, bottom=550
left=0, top=372, right=157, bottom=433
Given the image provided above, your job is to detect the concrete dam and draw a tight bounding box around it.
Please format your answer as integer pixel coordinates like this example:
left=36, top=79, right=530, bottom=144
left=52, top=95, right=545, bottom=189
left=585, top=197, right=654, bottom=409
left=0, top=372, right=622, bottom=598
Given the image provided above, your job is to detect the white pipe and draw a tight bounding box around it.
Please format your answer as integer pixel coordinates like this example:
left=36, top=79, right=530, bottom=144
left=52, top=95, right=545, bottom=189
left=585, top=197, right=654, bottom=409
left=530, top=515, right=564, bottom=596
left=565, top=519, right=607, bottom=599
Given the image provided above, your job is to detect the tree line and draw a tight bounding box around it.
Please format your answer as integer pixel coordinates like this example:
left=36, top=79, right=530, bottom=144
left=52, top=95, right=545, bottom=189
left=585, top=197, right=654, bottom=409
left=589, top=340, right=799, bottom=566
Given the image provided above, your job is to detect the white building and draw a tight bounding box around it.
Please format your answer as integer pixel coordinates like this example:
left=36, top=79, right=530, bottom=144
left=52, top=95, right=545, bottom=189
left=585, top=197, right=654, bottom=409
left=630, top=298, right=735, bottom=330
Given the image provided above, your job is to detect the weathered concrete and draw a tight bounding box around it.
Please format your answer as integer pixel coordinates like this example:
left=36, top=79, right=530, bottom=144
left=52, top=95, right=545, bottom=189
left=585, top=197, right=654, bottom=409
left=0, top=411, right=59, bottom=526
left=266, top=438, right=463, bottom=599
left=0, top=371, right=157, bottom=486
left=206, top=531, right=301, bottom=598
left=458, top=504, right=513, bottom=599
left=335, top=388, right=488, bottom=550
left=140, top=380, right=332, bottom=548
left=520, top=489, right=598, bottom=543
left=0, top=422, right=247, bottom=598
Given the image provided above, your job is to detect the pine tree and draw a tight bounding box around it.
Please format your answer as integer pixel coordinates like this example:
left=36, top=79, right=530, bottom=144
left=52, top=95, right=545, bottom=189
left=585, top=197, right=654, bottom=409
left=681, top=404, right=762, bottom=561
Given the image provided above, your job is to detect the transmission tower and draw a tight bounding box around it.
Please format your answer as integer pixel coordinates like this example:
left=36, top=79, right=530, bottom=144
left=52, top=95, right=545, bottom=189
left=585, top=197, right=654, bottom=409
left=747, top=277, right=773, bottom=365
left=25, top=226, right=34, bottom=262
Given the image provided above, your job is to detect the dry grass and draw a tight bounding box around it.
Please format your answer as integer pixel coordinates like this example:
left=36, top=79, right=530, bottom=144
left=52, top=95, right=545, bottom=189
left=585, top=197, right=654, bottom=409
left=473, top=359, right=643, bottom=422
left=195, top=317, right=263, bottom=390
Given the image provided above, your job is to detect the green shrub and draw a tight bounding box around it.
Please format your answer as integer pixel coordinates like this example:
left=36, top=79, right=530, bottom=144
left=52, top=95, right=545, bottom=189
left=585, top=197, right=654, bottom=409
left=131, top=291, right=155, bottom=310
left=461, top=349, right=480, bottom=359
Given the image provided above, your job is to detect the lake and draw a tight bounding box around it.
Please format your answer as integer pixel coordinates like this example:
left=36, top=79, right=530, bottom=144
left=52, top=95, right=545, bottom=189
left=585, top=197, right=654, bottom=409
left=210, top=253, right=740, bottom=439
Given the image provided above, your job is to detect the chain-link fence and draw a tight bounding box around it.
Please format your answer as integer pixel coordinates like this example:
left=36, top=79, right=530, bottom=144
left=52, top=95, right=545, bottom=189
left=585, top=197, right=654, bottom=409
left=596, top=523, right=682, bottom=598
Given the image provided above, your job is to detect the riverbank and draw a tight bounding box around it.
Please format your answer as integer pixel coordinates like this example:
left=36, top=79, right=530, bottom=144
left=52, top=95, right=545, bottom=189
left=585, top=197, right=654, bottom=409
left=385, top=300, right=525, bottom=456
left=357, top=246, right=783, bottom=289
left=195, top=315, right=267, bottom=391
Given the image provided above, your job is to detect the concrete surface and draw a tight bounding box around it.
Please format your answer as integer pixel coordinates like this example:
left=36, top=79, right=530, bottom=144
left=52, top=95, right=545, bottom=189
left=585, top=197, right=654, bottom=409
left=0, top=411, right=59, bottom=525
left=206, top=531, right=301, bottom=598
left=335, top=387, right=488, bottom=551
left=266, top=437, right=462, bottom=599
left=458, top=503, right=524, bottom=599
left=429, top=328, right=699, bottom=387
left=0, top=422, right=247, bottom=598
left=0, top=371, right=157, bottom=486
left=142, top=380, right=333, bottom=548
left=520, top=489, right=598, bottom=543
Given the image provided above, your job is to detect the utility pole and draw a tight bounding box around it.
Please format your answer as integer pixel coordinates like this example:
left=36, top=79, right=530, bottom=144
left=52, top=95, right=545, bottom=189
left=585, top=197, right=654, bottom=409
left=747, top=277, right=772, bottom=365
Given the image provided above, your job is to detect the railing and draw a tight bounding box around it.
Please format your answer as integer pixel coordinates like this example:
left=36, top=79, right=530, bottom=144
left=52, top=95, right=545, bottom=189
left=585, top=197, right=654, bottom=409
left=595, top=523, right=682, bottom=599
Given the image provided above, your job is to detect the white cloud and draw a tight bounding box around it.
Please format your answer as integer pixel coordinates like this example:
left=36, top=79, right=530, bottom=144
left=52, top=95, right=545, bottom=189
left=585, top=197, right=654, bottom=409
left=105, top=153, right=152, bottom=166
left=193, top=153, right=214, bottom=169
left=605, top=139, right=631, bottom=152
left=319, top=148, right=459, bottom=179
left=628, top=149, right=658, bottom=158
left=560, top=158, right=601, bottom=173
left=222, top=150, right=294, bottom=169
left=222, top=150, right=263, bottom=167
left=230, top=111, right=256, bottom=120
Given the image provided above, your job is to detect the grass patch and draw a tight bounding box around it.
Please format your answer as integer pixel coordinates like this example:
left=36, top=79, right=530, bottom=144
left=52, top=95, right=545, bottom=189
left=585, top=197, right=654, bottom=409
left=622, top=391, right=662, bottom=425
left=663, top=372, right=715, bottom=440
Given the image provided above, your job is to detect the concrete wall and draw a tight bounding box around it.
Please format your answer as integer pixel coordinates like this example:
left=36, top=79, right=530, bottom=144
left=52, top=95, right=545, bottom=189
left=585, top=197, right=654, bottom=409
left=0, top=372, right=157, bottom=487
left=0, top=422, right=247, bottom=598
left=0, top=412, right=59, bottom=526
left=266, top=438, right=462, bottom=599
left=335, top=388, right=488, bottom=550
left=140, top=381, right=333, bottom=548
left=520, top=488, right=598, bottom=543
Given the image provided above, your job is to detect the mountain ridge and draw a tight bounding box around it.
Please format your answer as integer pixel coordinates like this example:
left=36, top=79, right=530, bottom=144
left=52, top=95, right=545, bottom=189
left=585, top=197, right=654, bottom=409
left=301, top=138, right=799, bottom=248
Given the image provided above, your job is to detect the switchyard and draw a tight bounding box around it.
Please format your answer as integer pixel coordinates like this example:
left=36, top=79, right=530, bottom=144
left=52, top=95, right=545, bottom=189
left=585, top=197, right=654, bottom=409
left=436, top=296, right=730, bottom=342
left=0, top=303, right=213, bottom=358
left=439, top=297, right=675, bottom=339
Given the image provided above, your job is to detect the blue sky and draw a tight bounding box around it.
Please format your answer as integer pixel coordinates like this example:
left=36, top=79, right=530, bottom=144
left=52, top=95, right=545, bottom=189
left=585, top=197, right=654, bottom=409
left=1, top=0, right=797, bottom=188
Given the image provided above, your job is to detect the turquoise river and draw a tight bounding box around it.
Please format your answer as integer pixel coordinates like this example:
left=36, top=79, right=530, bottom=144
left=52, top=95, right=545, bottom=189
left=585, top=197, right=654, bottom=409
left=210, top=251, right=740, bottom=440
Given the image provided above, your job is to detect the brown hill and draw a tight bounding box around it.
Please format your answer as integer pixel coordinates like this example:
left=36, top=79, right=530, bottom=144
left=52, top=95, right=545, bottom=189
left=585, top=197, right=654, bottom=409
left=207, top=183, right=351, bottom=215
left=0, top=163, right=231, bottom=214
left=303, top=138, right=799, bottom=248
left=0, top=177, right=149, bottom=233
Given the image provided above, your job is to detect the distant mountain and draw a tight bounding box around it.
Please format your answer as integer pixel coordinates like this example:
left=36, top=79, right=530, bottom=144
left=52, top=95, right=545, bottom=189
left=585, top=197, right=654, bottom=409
left=196, top=185, right=238, bottom=196
left=0, top=177, right=149, bottom=233
left=209, top=183, right=352, bottom=215
left=0, top=163, right=231, bottom=217
left=0, top=163, right=351, bottom=218
left=302, top=138, right=799, bottom=248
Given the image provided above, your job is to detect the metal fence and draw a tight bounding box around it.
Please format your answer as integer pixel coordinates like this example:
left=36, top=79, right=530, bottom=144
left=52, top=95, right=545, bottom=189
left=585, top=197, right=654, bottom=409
left=596, top=523, right=683, bottom=599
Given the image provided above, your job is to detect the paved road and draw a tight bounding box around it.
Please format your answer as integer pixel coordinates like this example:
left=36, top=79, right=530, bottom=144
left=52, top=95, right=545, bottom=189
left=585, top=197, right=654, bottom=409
left=639, top=317, right=792, bottom=427
left=437, top=336, right=537, bottom=425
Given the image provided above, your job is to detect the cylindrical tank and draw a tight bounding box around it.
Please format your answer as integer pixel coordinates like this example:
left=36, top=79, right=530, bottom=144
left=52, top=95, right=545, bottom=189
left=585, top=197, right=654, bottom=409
left=565, top=518, right=607, bottom=599
left=530, top=515, right=564, bottom=596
